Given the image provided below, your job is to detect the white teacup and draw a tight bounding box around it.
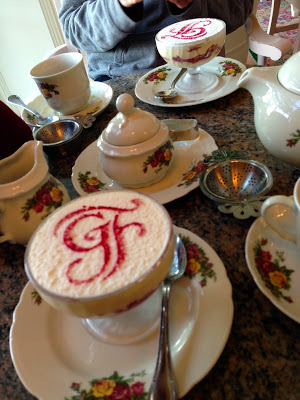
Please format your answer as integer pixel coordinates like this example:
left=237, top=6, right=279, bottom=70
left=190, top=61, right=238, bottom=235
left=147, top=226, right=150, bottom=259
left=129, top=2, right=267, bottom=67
left=30, top=52, right=91, bottom=115
left=261, top=178, right=300, bottom=249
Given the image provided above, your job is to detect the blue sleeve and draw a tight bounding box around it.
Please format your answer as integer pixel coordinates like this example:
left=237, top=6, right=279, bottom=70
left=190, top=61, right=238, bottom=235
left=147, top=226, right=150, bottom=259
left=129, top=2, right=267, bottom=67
left=59, top=0, right=140, bottom=52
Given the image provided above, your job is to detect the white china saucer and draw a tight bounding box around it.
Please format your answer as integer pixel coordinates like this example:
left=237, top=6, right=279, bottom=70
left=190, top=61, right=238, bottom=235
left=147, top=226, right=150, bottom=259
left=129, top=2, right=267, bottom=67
left=245, top=216, right=300, bottom=323
left=135, top=57, right=246, bottom=107
left=10, top=226, right=233, bottom=400
left=71, top=129, right=218, bottom=204
left=22, top=81, right=113, bottom=127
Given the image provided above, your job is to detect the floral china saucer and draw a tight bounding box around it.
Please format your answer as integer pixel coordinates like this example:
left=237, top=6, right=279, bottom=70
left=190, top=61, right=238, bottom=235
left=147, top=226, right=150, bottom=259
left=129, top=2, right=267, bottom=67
left=10, top=226, right=233, bottom=400
left=135, top=57, right=246, bottom=107
left=71, top=129, right=218, bottom=204
left=245, top=216, right=300, bottom=323
left=22, top=81, right=113, bottom=128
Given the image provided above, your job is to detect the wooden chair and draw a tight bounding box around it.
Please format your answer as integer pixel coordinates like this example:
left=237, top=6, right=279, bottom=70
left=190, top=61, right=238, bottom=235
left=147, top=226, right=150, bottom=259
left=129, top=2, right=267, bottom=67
left=246, top=12, right=293, bottom=65
left=267, top=0, right=300, bottom=54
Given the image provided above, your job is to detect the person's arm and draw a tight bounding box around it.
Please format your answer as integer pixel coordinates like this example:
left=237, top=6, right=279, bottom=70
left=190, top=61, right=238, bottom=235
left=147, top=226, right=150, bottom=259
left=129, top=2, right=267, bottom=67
left=59, top=0, right=143, bottom=53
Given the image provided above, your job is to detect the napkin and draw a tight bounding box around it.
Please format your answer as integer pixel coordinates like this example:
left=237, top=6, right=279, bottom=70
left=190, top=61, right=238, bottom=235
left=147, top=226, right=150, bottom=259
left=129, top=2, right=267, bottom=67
left=0, top=100, right=33, bottom=160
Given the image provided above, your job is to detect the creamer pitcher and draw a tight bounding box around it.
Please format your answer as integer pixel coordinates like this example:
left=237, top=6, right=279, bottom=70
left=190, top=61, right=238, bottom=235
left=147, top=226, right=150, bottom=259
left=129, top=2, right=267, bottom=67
left=0, top=140, right=70, bottom=245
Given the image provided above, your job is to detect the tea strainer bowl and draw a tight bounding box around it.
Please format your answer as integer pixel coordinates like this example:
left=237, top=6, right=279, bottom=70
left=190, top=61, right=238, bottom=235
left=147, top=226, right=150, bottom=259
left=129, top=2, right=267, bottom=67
left=199, top=159, right=273, bottom=204
left=33, top=120, right=83, bottom=155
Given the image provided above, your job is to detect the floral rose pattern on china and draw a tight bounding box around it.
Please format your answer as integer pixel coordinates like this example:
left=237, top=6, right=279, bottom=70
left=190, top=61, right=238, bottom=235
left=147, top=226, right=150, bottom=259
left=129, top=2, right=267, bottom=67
left=31, top=290, right=42, bottom=305
left=253, top=238, right=294, bottom=303
left=177, top=159, right=207, bottom=188
left=21, top=179, right=65, bottom=221
left=143, top=140, right=173, bottom=174
left=143, top=66, right=172, bottom=85
left=78, top=171, right=106, bottom=193
left=65, top=371, right=147, bottom=400
left=219, top=60, right=242, bottom=76
left=180, top=234, right=217, bottom=286
left=53, top=198, right=146, bottom=285
left=26, top=112, right=39, bottom=125
left=286, top=129, right=300, bottom=147
left=37, top=82, right=59, bottom=99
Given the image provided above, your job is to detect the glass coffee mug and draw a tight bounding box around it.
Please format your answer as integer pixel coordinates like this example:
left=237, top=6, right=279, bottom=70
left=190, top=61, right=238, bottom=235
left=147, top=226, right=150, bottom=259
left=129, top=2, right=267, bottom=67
left=261, top=178, right=300, bottom=250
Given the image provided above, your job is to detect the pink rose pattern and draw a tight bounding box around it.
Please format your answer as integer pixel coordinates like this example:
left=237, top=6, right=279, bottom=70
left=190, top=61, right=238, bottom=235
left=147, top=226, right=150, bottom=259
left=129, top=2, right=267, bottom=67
left=143, top=140, right=173, bottom=174
left=253, top=238, right=294, bottom=303
left=78, top=171, right=106, bottom=193
left=143, top=66, right=172, bottom=85
left=21, top=179, right=65, bottom=221
left=66, top=371, right=147, bottom=400
left=178, top=159, right=207, bottom=188
left=180, top=234, right=217, bottom=286
left=37, top=82, right=59, bottom=99
left=219, top=60, right=242, bottom=76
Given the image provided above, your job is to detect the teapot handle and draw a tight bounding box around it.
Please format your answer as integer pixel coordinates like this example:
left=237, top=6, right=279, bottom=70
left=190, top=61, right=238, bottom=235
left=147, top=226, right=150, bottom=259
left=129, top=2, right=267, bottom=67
left=261, top=195, right=296, bottom=243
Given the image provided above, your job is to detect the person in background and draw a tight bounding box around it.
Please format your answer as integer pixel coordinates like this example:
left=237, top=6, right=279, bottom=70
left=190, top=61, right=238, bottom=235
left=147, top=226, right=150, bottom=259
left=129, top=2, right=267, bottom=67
left=59, top=0, right=253, bottom=81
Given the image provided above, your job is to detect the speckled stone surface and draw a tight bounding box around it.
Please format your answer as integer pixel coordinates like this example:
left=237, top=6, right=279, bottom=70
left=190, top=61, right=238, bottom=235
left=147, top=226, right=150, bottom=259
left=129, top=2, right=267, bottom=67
left=1, top=72, right=300, bottom=400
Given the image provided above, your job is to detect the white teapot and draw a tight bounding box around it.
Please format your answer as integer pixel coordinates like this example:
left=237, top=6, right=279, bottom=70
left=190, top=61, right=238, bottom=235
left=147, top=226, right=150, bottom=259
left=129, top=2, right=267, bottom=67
left=0, top=140, right=70, bottom=245
left=97, top=93, right=174, bottom=188
left=237, top=51, right=300, bottom=169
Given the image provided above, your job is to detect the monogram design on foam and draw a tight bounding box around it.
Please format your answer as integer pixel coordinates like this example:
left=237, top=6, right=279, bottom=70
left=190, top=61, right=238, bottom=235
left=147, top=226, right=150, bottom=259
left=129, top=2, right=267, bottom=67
left=161, top=20, right=212, bottom=40
left=54, top=199, right=146, bottom=285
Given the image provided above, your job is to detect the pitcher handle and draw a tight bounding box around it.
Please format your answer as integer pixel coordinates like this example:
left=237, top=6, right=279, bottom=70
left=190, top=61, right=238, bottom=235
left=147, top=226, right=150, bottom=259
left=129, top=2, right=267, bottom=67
left=0, top=201, right=14, bottom=243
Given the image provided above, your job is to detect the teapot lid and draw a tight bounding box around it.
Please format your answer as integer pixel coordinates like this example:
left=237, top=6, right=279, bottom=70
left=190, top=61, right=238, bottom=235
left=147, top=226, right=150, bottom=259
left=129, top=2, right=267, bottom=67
left=278, top=52, right=300, bottom=95
left=104, top=93, right=160, bottom=146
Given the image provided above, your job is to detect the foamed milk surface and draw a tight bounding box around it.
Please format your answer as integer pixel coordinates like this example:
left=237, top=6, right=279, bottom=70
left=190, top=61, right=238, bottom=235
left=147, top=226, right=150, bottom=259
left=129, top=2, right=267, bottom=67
left=27, top=191, right=171, bottom=298
left=156, top=18, right=226, bottom=44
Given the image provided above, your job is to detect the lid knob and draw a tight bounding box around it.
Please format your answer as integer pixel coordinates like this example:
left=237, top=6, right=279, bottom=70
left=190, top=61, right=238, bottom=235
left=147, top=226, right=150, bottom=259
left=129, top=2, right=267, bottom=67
left=116, top=93, right=135, bottom=115
left=104, top=93, right=161, bottom=146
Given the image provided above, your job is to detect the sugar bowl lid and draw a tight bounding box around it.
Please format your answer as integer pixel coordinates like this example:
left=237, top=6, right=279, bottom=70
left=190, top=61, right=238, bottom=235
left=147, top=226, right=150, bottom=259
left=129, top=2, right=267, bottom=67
left=278, top=51, right=300, bottom=95
left=103, top=93, right=161, bottom=146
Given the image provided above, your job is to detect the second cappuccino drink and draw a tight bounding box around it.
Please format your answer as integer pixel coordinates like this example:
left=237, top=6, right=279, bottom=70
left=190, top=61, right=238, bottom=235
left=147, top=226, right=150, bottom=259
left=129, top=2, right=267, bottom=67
left=25, top=190, right=175, bottom=317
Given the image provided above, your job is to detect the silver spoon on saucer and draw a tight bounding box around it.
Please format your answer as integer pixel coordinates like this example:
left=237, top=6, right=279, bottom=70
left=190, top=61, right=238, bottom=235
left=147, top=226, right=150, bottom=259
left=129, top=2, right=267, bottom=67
left=7, top=94, right=95, bottom=128
left=147, top=233, right=187, bottom=400
left=8, top=94, right=57, bottom=126
left=155, top=68, right=187, bottom=101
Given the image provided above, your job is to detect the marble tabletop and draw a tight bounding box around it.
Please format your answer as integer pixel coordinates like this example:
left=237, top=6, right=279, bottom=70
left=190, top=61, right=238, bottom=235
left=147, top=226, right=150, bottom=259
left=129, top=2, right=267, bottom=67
left=1, top=71, right=300, bottom=400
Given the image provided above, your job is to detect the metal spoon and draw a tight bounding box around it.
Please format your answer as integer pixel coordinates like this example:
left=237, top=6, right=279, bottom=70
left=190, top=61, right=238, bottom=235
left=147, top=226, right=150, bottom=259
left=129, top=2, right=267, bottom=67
left=7, top=94, right=95, bottom=128
left=8, top=95, right=57, bottom=126
left=147, top=234, right=187, bottom=400
left=155, top=68, right=187, bottom=101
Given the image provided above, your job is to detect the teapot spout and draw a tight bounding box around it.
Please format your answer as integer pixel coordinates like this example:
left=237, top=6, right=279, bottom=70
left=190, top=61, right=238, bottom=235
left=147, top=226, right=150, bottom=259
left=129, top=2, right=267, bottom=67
left=237, top=67, right=270, bottom=96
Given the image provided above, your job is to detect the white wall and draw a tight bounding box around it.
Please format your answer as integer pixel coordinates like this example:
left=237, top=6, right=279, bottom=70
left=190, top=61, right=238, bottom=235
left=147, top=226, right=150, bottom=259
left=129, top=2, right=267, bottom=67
left=0, top=0, right=63, bottom=115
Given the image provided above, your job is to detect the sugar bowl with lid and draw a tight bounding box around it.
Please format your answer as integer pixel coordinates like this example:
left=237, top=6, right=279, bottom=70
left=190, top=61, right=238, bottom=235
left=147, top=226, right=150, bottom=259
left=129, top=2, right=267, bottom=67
left=97, top=93, right=174, bottom=188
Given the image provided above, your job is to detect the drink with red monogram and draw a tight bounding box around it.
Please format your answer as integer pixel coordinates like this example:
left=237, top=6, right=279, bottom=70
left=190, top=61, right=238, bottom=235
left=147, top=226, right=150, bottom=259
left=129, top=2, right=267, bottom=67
left=25, top=190, right=174, bottom=317
left=156, top=18, right=226, bottom=94
left=156, top=18, right=226, bottom=68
